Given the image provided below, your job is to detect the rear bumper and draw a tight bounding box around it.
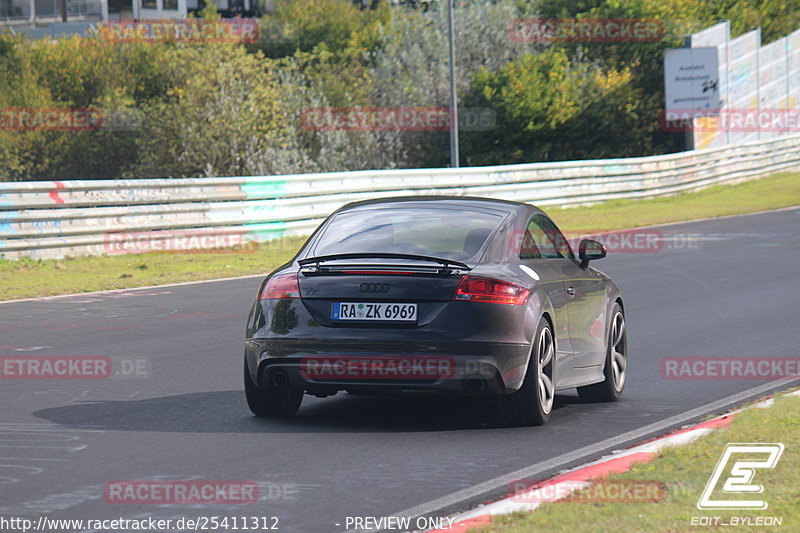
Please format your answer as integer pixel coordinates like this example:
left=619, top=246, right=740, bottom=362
left=245, top=338, right=531, bottom=395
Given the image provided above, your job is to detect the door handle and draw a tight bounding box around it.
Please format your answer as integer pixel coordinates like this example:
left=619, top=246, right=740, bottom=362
left=567, top=285, right=575, bottom=297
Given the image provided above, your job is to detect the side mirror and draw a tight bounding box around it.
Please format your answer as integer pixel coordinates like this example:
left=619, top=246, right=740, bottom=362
left=579, top=239, right=606, bottom=268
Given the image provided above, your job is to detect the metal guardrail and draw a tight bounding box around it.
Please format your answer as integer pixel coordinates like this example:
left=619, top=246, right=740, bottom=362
left=2, top=133, right=799, bottom=259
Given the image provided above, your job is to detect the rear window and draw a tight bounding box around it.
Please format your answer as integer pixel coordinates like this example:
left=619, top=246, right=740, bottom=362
left=312, top=207, right=504, bottom=262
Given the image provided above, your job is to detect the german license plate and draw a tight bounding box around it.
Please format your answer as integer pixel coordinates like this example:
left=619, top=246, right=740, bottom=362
left=331, top=302, right=417, bottom=322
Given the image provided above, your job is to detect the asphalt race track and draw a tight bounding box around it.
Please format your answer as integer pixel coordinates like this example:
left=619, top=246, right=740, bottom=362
left=1, top=207, right=798, bottom=533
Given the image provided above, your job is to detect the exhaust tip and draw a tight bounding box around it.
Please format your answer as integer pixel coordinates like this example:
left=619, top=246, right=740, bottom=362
left=271, top=370, right=289, bottom=388
left=464, top=378, right=485, bottom=393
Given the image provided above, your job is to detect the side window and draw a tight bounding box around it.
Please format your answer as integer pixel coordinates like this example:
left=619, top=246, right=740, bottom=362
left=520, top=215, right=573, bottom=260
left=535, top=215, right=574, bottom=260
left=520, top=229, right=540, bottom=259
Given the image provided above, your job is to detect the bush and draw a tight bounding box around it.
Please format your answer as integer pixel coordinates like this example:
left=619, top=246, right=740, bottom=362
left=132, top=45, right=293, bottom=178
left=367, top=0, right=543, bottom=167
left=460, top=48, right=652, bottom=164
left=2, top=0, right=799, bottom=181
left=255, top=0, right=390, bottom=59
left=0, top=33, right=169, bottom=180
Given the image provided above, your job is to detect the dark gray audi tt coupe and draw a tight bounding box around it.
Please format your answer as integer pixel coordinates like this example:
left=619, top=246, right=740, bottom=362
left=244, top=196, right=626, bottom=425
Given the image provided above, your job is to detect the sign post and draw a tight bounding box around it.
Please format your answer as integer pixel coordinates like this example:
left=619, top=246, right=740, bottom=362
left=664, top=47, right=720, bottom=150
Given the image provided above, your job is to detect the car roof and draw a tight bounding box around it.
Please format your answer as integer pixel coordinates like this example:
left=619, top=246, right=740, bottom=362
left=337, top=195, right=534, bottom=215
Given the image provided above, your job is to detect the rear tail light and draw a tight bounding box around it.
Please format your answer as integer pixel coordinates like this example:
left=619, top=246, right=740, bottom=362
left=453, top=276, right=530, bottom=305
left=259, top=272, right=300, bottom=300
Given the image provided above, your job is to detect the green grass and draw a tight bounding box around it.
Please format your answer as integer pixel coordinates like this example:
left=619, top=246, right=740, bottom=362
left=1, top=171, right=798, bottom=301
left=0, top=237, right=306, bottom=300
left=473, top=391, right=800, bottom=533
left=546, top=171, right=800, bottom=232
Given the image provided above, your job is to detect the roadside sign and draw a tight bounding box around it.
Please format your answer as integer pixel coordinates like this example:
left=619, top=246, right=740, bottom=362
left=664, top=47, right=720, bottom=115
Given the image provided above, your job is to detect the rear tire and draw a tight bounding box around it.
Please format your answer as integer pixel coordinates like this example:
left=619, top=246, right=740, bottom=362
left=244, top=358, right=303, bottom=417
left=501, top=318, right=555, bottom=426
left=577, top=303, right=627, bottom=402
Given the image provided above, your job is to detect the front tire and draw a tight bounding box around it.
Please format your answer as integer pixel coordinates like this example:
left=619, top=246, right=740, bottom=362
left=578, top=303, right=627, bottom=402
left=244, top=358, right=303, bottom=417
left=501, top=318, right=555, bottom=426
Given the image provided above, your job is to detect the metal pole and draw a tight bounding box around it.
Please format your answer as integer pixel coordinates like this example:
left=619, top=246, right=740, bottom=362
left=447, top=0, right=459, bottom=167
left=724, top=20, right=730, bottom=145
left=785, top=36, right=790, bottom=137
left=756, top=28, right=761, bottom=140
left=683, top=35, right=694, bottom=151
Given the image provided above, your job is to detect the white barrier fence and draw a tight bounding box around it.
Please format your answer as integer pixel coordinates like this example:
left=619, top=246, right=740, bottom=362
left=1, top=133, right=799, bottom=260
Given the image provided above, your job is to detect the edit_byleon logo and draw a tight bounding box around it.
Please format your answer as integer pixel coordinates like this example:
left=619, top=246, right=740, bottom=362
left=697, top=443, right=784, bottom=510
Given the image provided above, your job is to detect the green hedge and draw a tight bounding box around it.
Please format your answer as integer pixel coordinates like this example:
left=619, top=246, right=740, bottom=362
left=1, top=0, right=798, bottom=180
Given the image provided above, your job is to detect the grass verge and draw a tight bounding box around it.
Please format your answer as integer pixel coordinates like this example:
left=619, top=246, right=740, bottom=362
left=0, top=237, right=307, bottom=301
left=472, top=390, right=800, bottom=533
left=547, top=171, right=800, bottom=231
left=1, top=171, right=798, bottom=301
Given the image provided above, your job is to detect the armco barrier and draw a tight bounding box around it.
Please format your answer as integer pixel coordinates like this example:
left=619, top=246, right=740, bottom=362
left=1, top=133, right=799, bottom=259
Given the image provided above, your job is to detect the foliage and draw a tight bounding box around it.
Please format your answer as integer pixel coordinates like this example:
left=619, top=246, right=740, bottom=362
left=132, top=45, right=293, bottom=178
left=199, top=1, right=222, bottom=22
left=2, top=0, right=800, bottom=181
left=460, top=48, right=652, bottom=164
left=255, top=0, right=390, bottom=59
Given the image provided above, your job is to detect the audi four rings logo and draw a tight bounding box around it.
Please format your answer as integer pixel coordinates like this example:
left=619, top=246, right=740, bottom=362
left=359, top=283, right=391, bottom=293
